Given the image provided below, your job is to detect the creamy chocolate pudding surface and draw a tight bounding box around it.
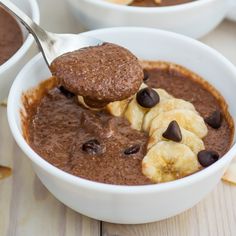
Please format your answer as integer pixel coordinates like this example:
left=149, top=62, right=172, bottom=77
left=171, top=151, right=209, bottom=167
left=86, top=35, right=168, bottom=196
left=23, top=77, right=150, bottom=185
left=130, top=0, right=195, bottom=7
left=50, top=43, right=143, bottom=107
left=0, top=7, right=23, bottom=65
left=22, top=61, right=234, bottom=186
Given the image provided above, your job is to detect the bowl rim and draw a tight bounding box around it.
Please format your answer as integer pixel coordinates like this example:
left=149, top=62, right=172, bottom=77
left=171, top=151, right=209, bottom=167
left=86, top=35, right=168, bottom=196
left=83, top=0, right=218, bottom=12
left=0, top=0, right=40, bottom=74
left=7, top=27, right=236, bottom=194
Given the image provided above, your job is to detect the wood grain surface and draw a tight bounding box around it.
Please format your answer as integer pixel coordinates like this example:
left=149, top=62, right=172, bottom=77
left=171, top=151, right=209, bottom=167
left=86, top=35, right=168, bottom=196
left=103, top=183, right=236, bottom=236
left=0, top=107, right=100, bottom=236
left=0, top=1, right=236, bottom=234
left=102, top=20, right=236, bottom=236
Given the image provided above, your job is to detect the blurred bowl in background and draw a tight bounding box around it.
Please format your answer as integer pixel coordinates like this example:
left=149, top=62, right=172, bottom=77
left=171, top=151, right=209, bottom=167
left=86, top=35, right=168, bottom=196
left=0, top=0, right=40, bottom=101
left=66, top=0, right=229, bottom=39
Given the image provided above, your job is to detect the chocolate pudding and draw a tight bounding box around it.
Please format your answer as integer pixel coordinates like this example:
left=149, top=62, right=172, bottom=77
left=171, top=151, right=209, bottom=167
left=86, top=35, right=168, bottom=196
left=130, top=0, right=195, bottom=7
left=22, top=61, right=234, bottom=185
left=0, top=7, right=23, bottom=65
left=50, top=43, right=143, bottom=107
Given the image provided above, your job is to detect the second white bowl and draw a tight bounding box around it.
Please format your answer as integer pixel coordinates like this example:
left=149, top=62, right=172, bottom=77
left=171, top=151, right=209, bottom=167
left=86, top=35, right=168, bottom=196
left=67, top=0, right=230, bottom=39
left=0, top=0, right=40, bottom=101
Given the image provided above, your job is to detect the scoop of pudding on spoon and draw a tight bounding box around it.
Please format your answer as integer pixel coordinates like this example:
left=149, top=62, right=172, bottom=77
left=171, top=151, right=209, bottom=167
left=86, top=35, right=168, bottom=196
left=0, top=0, right=143, bottom=108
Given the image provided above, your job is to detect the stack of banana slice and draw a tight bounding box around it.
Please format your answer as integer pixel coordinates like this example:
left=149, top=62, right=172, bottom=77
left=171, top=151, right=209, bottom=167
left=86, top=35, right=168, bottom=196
left=105, top=83, right=208, bottom=183
left=77, top=83, right=208, bottom=183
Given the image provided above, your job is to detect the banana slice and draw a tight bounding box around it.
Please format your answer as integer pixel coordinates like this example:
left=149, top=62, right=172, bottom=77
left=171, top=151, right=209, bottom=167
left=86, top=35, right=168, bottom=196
left=152, top=88, right=173, bottom=101
left=148, top=125, right=204, bottom=154
left=104, top=0, right=133, bottom=5
left=122, top=83, right=148, bottom=130
left=143, top=98, right=197, bottom=132
left=78, top=95, right=131, bottom=115
left=106, top=83, right=147, bottom=118
left=149, top=109, right=208, bottom=138
left=123, top=86, right=172, bottom=130
left=107, top=98, right=131, bottom=117
left=142, top=141, right=200, bottom=183
left=124, top=95, right=148, bottom=130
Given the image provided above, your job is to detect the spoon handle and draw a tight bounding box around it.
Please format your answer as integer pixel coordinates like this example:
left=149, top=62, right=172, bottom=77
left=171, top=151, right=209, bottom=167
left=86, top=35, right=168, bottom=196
left=0, top=0, right=51, bottom=65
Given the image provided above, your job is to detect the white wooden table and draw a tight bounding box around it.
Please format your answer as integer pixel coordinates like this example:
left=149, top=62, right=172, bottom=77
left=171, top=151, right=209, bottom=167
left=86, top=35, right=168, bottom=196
left=1, top=1, right=236, bottom=235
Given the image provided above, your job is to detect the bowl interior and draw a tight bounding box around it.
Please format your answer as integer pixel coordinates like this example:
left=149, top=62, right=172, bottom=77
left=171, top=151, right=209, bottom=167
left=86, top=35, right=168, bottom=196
left=0, top=0, right=39, bottom=69
left=11, top=0, right=33, bottom=40
left=87, top=0, right=208, bottom=10
left=8, top=28, right=236, bottom=190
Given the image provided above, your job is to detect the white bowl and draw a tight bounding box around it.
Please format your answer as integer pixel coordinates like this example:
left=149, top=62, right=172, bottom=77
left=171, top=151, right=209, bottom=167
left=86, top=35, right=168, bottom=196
left=8, top=27, right=236, bottom=224
left=66, top=0, right=230, bottom=39
left=0, top=0, right=40, bottom=101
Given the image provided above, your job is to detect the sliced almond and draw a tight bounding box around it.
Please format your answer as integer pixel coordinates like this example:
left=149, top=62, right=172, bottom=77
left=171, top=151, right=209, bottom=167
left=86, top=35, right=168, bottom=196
left=0, top=165, right=12, bottom=180
left=154, top=0, right=162, bottom=4
left=104, top=0, right=133, bottom=5
left=222, top=158, right=236, bottom=185
left=0, top=98, right=7, bottom=107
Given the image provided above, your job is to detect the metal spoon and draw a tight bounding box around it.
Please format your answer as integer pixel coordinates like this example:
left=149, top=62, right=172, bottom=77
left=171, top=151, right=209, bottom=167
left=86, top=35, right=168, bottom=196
left=0, top=0, right=103, bottom=66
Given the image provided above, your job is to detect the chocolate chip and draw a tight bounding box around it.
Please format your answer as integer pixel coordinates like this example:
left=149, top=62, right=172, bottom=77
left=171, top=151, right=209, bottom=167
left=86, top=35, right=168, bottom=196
left=143, top=69, right=149, bottom=82
left=82, top=139, right=101, bottom=155
left=124, top=144, right=140, bottom=155
left=59, top=86, right=75, bottom=98
left=205, top=110, right=222, bottom=129
left=162, top=121, right=182, bottom=142
left=197, top=150, right=219, bottom=167
left=136, top=88, right=160, bottom=108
